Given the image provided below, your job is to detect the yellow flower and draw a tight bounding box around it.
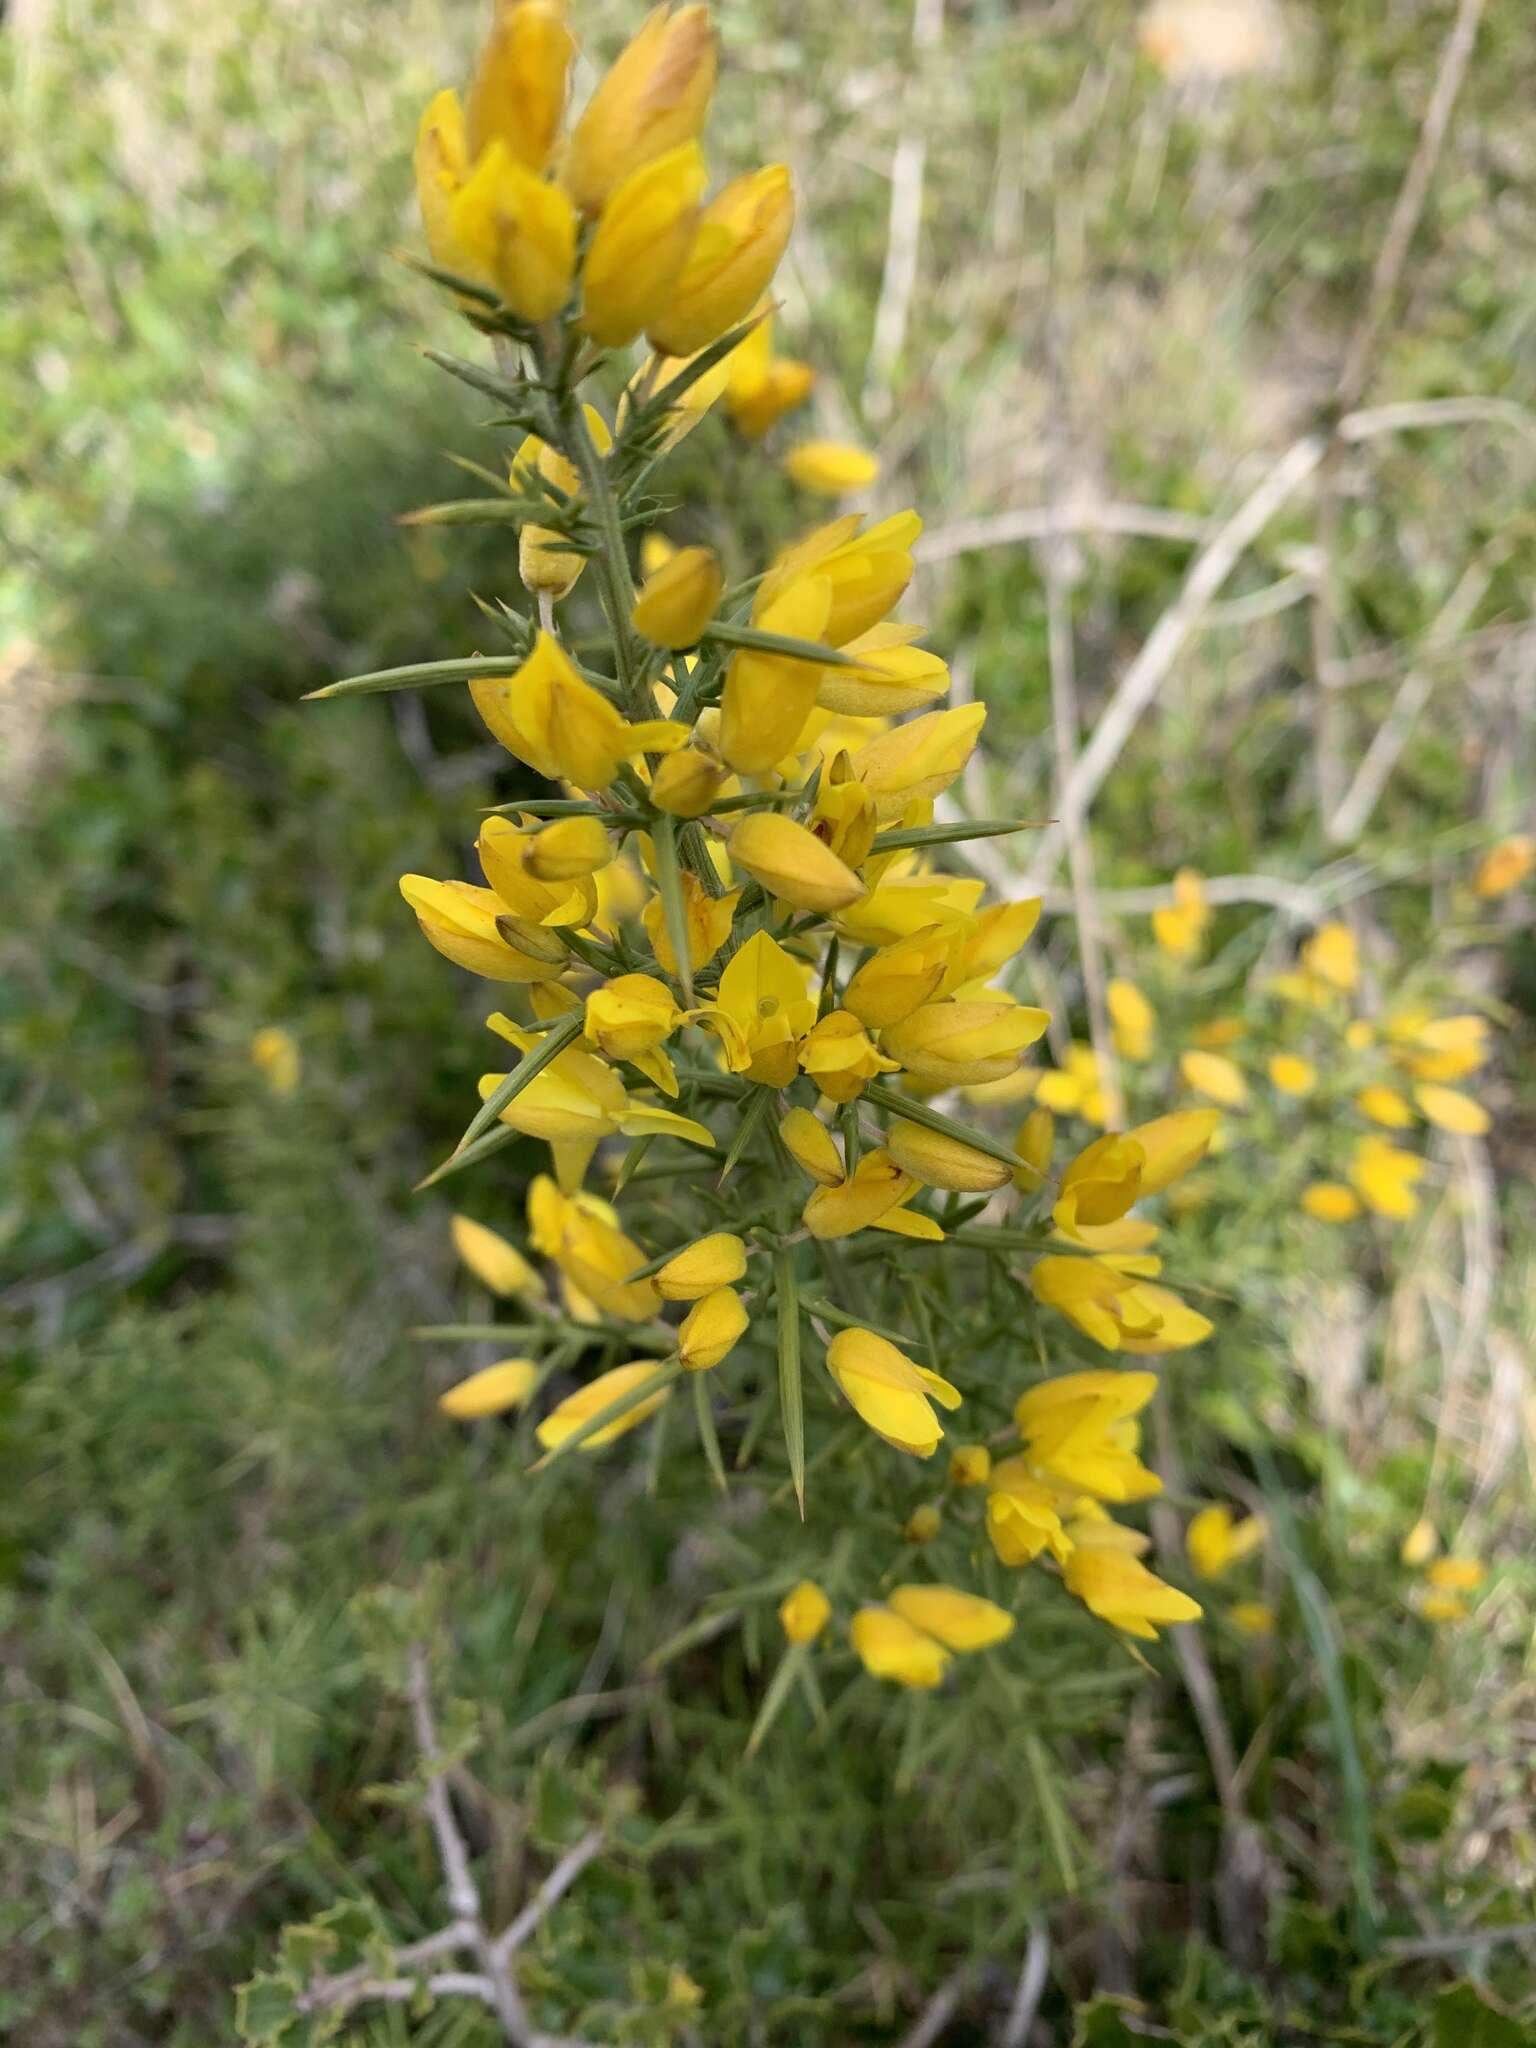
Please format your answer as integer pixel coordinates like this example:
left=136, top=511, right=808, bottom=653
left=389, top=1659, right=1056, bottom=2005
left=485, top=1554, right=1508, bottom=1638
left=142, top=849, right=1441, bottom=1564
left=508, top=413, right=608, bottom=598
left=883, top=998, right=1049, bottom=1086
left=1392, top=1012, right=1489, bottom=1083
left=783, top=440, right=880, bottom=495
left=1032, top=1043, right=1107, bottom=1122
left=1053, top=1134, right=1145, bottom=1235
left=564, top=2, right=717, bottom=215
left=1227, top=1601, right=1276, bottom=1637
left=797, top=1009, right=898, bottom=1104
left=524, top=815, right=612, bottom=881
left=850, top=705, right=987, bottom=820
left=1029, top=1261, right=1211, bottom=1355
left=536, top=1360, right=673, bottom=1451
left=726, top=313, right=816, bottom=438
left=757, top=511, right=921, bottom=647
left=728, top=813, right=865, bottom=913
left=451, top=1214, right=540, bottom=1298
left=835, top=871, right=983, bottom=949
left=1013, top=1106, right=1054, bottom=1189
left=250, top=1025, right=301, bottom=1096
left=1427, top=1556, right=1486, bottom=1593
left=943, top=899, right=1043, bottom=992
left=1269, top=1053, right=1315, bottom=1096
left=450, top=141, right=577, bottom=321
left=985, top=1467, right=1074, bottom=1567
left=1151, top=868, right=1209, bottom=959
left=643, top=874, right=741, bottom=976
left=400, top=876, right=569, bottom=982
left=948, top=1443, right=991, bottom=1488
left=649, top=746, right=728, bottom=818
left=655, top=1232, right=748, bottom=1301
left=1400, top=1518, right=1439, bottom=1567
left=1107, top=978, right=1154, bottom=1062
left=903, top=1503, right=942, bottom=1543
left=1015, top=1369, right=1161, bottom=1502
left=581, top=143, right=707, bottom=347
left=843, top=923, right=960, bottom=1029
left=1417, top=1591, right=1469, bottom=1623
left=1063, top=1547, right=1202, bottom=1640
left=1186, top=1504, right=1267, bottom=1581
left=466, top=0, right=575, bottom=172
left=888, top=1583, right=1014, bottom=1650
left=1301, top=1182, right=1360, bottom=1222
left=824, top=1327, right=961, bottom=1457
left=717, top=577, right=833, bottom=776
left=1301, top=920, right=1358, bottom=993
left=439, top=1358, right=540, bottom=1419
left=649, top=164, right=795, bottom=357
left=1413, top=1084, right=1489, bottom=1136
left=849, top=1605, right=950, bottom=1688
left=1120, top=1109, right=1219, bottom=1193
left=415, top=90, right=472, bottom=275
left=1356, top=1085, right=1413, bottom=1129
left=804, top=754, right=878, bottom=871
left=532, top=1180, right=663, bottom=1318
left=585, top=972, right=684, bottom=1061
left=1474, top=834, right=1536, bottom=898
left=630, top=541, right=722, bottom=648
left=678, top=1285, right=747, bottom=1369
left=470, top=631, right=682, bottom=788
left=803, top=1148, right=920, bottom=1240
left=475, top=816, right=599, bottom=928
left=886, top=1118, right=1012, bottom=1193
left=779, top=1106, right=845, bottom=1186
left=1179, top=1049, right=1248, bottom=1109
left=705, top=931, right=816, bottom=1085
left=779, top=1578, right=832, bottom=1645
left=480, top=1024, right=714, bottom=1182
left=1349, top=1136, right=1424, bottom=1219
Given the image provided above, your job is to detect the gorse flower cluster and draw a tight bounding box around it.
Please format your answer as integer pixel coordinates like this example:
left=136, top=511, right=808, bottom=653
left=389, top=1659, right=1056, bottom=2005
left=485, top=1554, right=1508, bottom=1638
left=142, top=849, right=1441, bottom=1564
left=316, top=0, right=1223, bottom=1706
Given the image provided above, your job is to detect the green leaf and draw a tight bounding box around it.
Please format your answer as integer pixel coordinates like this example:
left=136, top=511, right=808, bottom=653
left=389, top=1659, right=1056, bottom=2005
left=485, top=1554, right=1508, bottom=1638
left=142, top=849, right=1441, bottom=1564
left=397, top=496, right=528, bottom=527
left=304, top=652, right=529, bottom=702
left=413, top=1122, right=521, bottom=1190
left=868, top=818, right=1040, bottom=854
left=862, top=1081, right=1030, bottom=1174
left=650, top=811, right=694, bottom=1004
left=719, top=1082, right=772, bottom=1181
left=692, top=1370, right=729, bottom=1495
left=1070, top=1994, right=1177, bottom=2046
left=233, top=1972, right=301, bottom=2044
left=744, top=1643, right=806, bottom=1757
left=1431, top=1984, right=1535, bottom=2048
left=773, top=1251, right=805, bottom=1517
left=702, top=619, right=863, bottom=669
left=418, top=343, right=531, bottom=406
left=528, top=1358, right=682, bottom=1472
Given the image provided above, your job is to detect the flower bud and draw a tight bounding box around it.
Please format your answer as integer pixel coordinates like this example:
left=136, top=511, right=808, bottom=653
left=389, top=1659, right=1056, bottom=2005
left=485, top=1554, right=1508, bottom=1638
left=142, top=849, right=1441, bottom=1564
left=1053, top=1134, right=1145, bottom=1234
left=888, top=1583, right=1014, bottom=1650
left=778, top=1578, right=831, bottom=1645
left=798, top=1009, right=897, bottom=1104
left=466, top=0, right=575, bottom=172
left=678, top=1285, right=748, bottom=1370
left=883, top=999, right=1049, bottom=1086
left=525, top=814, right=612, bottom=881
left=510, top=413, right=609, bottom=598
left=887, top=1118, right=1009, bottom=1193
left=451, top=1214, right=541, bottom=1297
left=728, top=813, right=865, bottom=913
left=536, top=1360, right=673, bottom=1451
left=450, top=141, right=577, bottom=320
left=825, top=1327, right=961, bottom=1456
left=808, top=753, right=878, bottom=869
left=1474, top=834, right=1536, bottom=899
left=439, top=1358, right=539, bottom=1419
left=565, top=3, right=717, bottom=214
left=631, top=542, right=723, bottom=648
left=582, top=143, right=707, bottom=346
left=784, top=440, right=879, bottom=495
left=850, top=704, right=987, bottom=820
left=655, top=1231, right=748, bottom=1302
left=648, top=165, right=795, bottom=358
left=649, top=746, right=727, bottom=818
left=948, top=1443, right=991, bottom=1488
left=843, top=923, right=957, bottom=1030
left=415, top=90, right=472, bottom=274
left=779, top=1107, right=843, bottom=1186
left=850, top=1606, right=950, bottom=1688
left=903, top=1503, right=941, bottom=1543
left=584, top=973, right=683, bottom=1061
left=401, top=875, right=569, bottom=982
left=1120, top=1109, right=1218, bottom=1193
left=818, top=626, right=949, bottom=719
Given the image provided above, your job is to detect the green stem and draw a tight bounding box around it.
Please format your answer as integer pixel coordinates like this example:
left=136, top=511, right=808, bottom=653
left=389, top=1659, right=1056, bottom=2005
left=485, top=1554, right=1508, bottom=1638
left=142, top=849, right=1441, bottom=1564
left=560, top=388, right=647, bottom=720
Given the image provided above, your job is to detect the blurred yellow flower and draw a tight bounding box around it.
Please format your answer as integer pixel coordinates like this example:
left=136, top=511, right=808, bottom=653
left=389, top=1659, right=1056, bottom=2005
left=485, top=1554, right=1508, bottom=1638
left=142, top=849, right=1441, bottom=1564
left=1107, top=978, right=1154, bottom=1061
left=1300, top=921, right=1358, bottom=993
left=536, top=1361, right=673, bottom=1452
left=1413, top=1084, right=1489, bottom=1136
left=1268, top=1053, right=1315, bottom=1096
left=250, top=1026, right=301, bottom=1096
left=948, top=1443, right=991, bottom=1488
left=779, top=1578, right=832, bottom=1645
left=439, top=1358, right=539, bottom=1419
left=849, top=1604, right=950, bottom=1688
left=630, top=541, right=722, bottom=648
left=1473, top=834, right=1535, bottom=898
left=1228, top=1601, right=1276, bottom=1637
left=1186, top=1504, right=1267, bottom=1580
left=466, top=0, right=574, bottom=173
left=902, top=1503, right=942, bottom=1543
left=1300, top=1182, right=1360, bottom=1223
left=783, top=440, right=880, bottom=495
left=1349, top=1136, right=1424, bottom=1220
left=1180, top=1049, right=1248, bottom=1109
left=1400, top=1518, right=1439, bottom=1567
left=451, top=1214, right=541, bottom=1298
left=1356, top=1085, right=1413, bottom=1129
left=564, top=2, right=716, bottom=214
left=1063, top=1547, right=1202, bottom=1641
left=1152, top=867, right=1209, bottom=958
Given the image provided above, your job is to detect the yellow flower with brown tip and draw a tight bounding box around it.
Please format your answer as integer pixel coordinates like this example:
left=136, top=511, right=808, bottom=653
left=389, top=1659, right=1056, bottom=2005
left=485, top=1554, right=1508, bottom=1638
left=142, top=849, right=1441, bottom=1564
left=1063, top=1547, right=1202, bottom=1640
left=439, top=1358, right=540, bottom=1419
left=824, top=1327, right=961, bottom=1457
left=948, top=1443, right=991, bottom=1488
left=536, top=1360, right=673, bottom=1452
left=466, top=0, right=575, bottom=172
left=784, top=440, right=880, bottom=495
left=581, top=142, right=708, bottom=347
left=564, top=2, right=717, bottom=215
left=728, top=813, right=865, bottom=913
left=797, top=1009, right=898, bottom=1103
left=450, top=141, right=577, bottom=321
left=678, top=1285, right=747, bottom=1369
left=1186, top=1504, right=1267, bottom=1581
left=1474, top=834, right=1535, bottom=899
left=451, top=1214, right=541, bottom=1298
left=850, top=704, right=987, bottom=820
left=779, top=1579, right=831, bottom=1645
left=401, top=875, right=569, bottom=982
left=883, top=998, right=1049, bottom=1087
left=655, top=1232, right=747, bottom=1301
left=630, top=541, right=722, bottom=648
left=648, top=164, right=795, bottom=358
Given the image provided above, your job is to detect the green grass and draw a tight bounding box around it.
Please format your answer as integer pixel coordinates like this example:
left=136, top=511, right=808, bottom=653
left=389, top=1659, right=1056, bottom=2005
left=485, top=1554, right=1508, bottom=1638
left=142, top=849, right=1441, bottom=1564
left=4, top=0, right=1536, bottom=2040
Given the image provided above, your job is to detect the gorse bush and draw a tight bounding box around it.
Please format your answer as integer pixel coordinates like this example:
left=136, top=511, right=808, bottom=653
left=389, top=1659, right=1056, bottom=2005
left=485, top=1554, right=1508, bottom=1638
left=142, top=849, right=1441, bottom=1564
left=306, top=0, right=1237, bottom=1722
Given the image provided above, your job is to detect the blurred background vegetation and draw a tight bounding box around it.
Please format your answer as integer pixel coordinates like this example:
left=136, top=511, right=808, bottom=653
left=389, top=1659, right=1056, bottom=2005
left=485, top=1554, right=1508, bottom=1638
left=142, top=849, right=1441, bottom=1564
left=3, top=0, right=1534, bottom=2041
